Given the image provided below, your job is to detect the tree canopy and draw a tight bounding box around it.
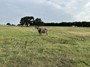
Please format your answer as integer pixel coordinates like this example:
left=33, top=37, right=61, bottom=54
left=6, top=23, right=11, bottom=26
left=33, top=18, right=44, bottom=26
left=20, top=16, right=44, bottom=27
left=20, top=16, right=34, bottom=27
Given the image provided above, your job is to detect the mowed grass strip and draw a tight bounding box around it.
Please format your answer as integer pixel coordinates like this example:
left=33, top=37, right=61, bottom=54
left=0, top=26, right=90, bottom=67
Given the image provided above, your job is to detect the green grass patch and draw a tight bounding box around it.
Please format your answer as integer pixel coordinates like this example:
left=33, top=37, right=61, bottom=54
left=0, top=26, right=90, bottom=67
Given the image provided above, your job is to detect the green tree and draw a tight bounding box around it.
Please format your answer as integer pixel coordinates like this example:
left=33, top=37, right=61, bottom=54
left=33, top=18, right=44, bottom=26
left=6, top=23, right=11, bottom=26
left=20, top=16, right=34, bottom=27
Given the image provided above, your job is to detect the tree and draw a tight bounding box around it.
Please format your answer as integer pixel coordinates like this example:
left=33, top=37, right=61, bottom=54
left=33, top=18, right=44, bottom=26
left=20, top=16, right=34, bottom=27
left=6, top=23, right=11, bottom=26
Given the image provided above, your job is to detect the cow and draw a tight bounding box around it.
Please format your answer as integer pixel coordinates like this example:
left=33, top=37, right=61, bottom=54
left=35, top=26, right=48, bottom=35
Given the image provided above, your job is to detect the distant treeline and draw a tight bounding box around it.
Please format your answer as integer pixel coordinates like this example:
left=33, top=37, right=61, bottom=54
left=19, top=16, right=90, bottom=27
left=44, top=21, right=90, bottom=27
left=6, top=16, right=90, bottom=27
left=7, top=21, right=90, bottom=27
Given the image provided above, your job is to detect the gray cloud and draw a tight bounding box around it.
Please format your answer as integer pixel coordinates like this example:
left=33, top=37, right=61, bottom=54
left=0, top=0, right=90, bottom=24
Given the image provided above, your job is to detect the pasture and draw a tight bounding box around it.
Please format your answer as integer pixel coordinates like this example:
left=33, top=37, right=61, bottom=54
left=0, top=26, right=90, bottom=67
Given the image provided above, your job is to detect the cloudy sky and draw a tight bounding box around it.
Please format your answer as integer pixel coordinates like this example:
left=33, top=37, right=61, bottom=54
left=0, top=0, right=90, bottom=24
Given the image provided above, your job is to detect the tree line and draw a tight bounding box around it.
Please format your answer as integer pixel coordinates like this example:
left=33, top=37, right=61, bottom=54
left=44, top=21, right=90, bottom=27
left=6, top=16, right=90, bottom=27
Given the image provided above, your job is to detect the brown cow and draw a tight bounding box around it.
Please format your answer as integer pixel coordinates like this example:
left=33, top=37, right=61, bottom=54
left=35, top=26, right=48, bottom=35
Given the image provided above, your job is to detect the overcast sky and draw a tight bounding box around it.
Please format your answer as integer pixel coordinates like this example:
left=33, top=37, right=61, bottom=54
left=0, top=0, right=90, bottom=24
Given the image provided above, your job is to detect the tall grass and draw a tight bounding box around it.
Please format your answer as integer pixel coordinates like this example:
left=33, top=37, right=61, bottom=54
left=0, top=26, right=90, bottom=67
